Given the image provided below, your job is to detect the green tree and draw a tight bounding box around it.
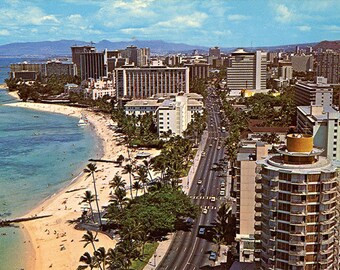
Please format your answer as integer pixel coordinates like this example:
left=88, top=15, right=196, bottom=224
left=81, top=190, right=96, bottom=222
left=84, top=163, right=102, bottom=228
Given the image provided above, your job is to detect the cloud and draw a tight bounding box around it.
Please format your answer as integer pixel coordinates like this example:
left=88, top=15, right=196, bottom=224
left=274, top=4, right=294, bottom=23
left=0, top=29, right=10, bottom=36
left=227, top=14, right=249, bottom=21
left=157, top=12, right=208, bottom=28
left=323, top=25, right=340, bottom=32
left=298, top=25, right=311, bottom=31
left=68, top=14, right=82, bottom=24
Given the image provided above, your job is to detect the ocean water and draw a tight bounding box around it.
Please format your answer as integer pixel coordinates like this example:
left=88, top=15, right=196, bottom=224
left=0, top=85, right=101, bottom=267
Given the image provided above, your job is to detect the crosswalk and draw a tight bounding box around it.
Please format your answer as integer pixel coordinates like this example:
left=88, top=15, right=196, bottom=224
left=189, top=195, right=217, bottom=200
left=200, top=205, right=217, bottom=210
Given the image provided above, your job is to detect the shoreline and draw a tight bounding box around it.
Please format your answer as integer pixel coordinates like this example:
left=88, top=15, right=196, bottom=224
left=2, top=99, right=156, bottom=269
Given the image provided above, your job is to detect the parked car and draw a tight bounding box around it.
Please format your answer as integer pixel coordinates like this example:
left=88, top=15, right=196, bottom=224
left=210, top=196, right=216, bottom=202
left=197, top=179, right=203, bottom=185
left=209, top=251, right=217, bottom=261
left=219, top=190, right=225, bottom=196
left=202, top=208, right=208, bottom=214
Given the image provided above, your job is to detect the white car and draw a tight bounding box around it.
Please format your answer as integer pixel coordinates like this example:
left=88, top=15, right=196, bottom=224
left=202, top=208, right=208, bottom=214
left=210, top=196, right=216, bottom=202
left=197, top=179, right=203, bottom=185
left=220, top=190, right=225, bottom=196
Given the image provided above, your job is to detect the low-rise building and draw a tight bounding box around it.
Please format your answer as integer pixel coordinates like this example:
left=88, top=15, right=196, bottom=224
left=294, top=78, right=333, bottom=106
left=124, top=93, right=204, bottom=137
left=84, top=78, right=115, bottom=100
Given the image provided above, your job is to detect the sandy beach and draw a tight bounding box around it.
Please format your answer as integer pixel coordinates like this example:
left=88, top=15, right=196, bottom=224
left=4, top=96, right=160, bottom=269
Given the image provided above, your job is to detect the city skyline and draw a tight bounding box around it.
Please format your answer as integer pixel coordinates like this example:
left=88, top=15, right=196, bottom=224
left=0, top=0, right=339, bottom=47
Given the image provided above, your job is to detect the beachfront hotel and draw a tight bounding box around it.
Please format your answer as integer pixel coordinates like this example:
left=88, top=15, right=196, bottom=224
left=254, top=134, right=339, bottom=269
left=115, top=66, right=189, bottom=99
left=124, top=93, right=204, bottom=137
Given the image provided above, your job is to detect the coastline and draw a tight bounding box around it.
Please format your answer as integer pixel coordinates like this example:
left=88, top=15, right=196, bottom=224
left=3, top=98, right=159, bottom=269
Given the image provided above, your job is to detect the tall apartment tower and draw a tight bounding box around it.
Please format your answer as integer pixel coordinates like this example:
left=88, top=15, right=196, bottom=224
left=79, top=51, right=106, bottom=80
left=316, top=50, right=340, bottom=84
left=255, top=134, right=339, bottom=270
left=209, top=46, right=221, bottom=58
left=71, top=45, right=95, bottom=72
left=226, top=48, right=266, bottom=93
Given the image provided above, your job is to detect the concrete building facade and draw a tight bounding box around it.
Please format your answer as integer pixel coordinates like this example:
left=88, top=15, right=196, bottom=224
left=115, top=67, right=189, bottom=99
left=316, top=50, right=340, bottom=84
left=294, top=80, right=333, bottom=106
left=234, top=142, right=269, bottom=263
left=255, top=134, right=339, bottom=270
left=124, top=93, right=203, bottom=137
left=291, top=55, right=314, bottom=72
left=226, top=49, right=266, bottom=95
left=297, top=105, right=340, bottom=162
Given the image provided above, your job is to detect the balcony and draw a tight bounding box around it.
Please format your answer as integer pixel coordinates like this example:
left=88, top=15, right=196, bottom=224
left=290, top=238, right=305, bottom=245
left=291, top=188, right=307, bottom=195
left=321, top=186, right=337, bottom=194
left=289, top=258, right=304, bottom=266
left=320, top=245, right=333, bottom=255
left=290, top=229, right=306, bottom=236
left=289, top=249, right=306, bottom=256
left=291, top=199, right=306, bottom=205
left=290, top=218, right=306, bottom=226
left=291, top=176, right=307, bottom=184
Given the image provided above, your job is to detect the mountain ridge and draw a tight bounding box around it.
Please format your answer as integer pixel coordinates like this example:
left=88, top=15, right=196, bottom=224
left=0, top=39, right=337, bottom=57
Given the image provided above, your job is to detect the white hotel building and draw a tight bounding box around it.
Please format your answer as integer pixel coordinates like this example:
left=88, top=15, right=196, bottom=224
left=124, top=93, right=204, bottom=137
left=115, top=67, right=189, bottom=99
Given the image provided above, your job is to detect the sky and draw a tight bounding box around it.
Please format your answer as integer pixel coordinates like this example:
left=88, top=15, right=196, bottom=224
left=0, top=0, right=339, bottom=47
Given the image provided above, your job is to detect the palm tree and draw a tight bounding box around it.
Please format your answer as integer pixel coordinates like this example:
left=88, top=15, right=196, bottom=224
left=132, top=181, right=143, bottom=197
left=142, top=160, right=153, bottom=183
left=78, top=252, right=96, bottom=270
left=94, top=247, right=107, bottom=270
left=110, top=187, right=129, bottom=210
left=84, top=163, right=102, bottom=227
left=123, top=163, right=134, bottom=199
left=80, top=231, right=104, bottom=270
left=136, top=165, right=148, bottom=193
left=81, top=190, right=96, bottom=222
left=109, top=174, right=126, bottom=190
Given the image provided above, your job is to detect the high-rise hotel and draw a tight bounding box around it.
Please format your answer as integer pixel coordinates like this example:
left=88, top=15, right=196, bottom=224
left=255, top=134, right=339, bottom=270
left=226, top=48, right=267, bottom=94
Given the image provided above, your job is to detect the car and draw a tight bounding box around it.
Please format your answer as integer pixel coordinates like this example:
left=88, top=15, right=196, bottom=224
left=201, top=151, right=206, bottom=157
left=197, top=179, right=203, bottom=185
left=217, top=146, right=221, bottom=150
left=200, top=188, right=206, bottom=194
left=202, top=208, right=208, bottom=214
left=209, top=251, right=217, bottom=261
left=198, top=227, right=206, bottom=235
left=220, top=186, right=226, bottom=191
left=209, top=144, right=213, bottom=147
left=210, top=196, right=216, bottom=202
left=214, top=137, right=218, bottom=141
left=210, top=124, right=213, bottom=127
left=220, top=190, right=225, bottom=196
left=220, top=182, right=226, bottom=187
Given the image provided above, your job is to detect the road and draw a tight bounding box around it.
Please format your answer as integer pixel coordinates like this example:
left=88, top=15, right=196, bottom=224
left=157, top=91, right=229, bottom=269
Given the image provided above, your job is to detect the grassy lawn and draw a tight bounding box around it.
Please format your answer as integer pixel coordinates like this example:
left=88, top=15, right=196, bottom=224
left=130, top=242, right=159, bottom=270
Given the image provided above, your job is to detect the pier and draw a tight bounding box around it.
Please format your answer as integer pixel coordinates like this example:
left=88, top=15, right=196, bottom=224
left=0, top=214, right=52, bottom=227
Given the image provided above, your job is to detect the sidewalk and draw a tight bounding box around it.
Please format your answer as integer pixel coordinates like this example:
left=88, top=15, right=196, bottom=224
left=143, top=233, right=175, bottom=270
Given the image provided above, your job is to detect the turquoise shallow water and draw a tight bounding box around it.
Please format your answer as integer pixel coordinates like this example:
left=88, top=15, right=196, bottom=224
left=0, top=89, right=101, bottom=269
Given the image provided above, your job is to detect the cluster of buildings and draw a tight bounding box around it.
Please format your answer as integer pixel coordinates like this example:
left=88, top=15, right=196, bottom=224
left=230, top=47, right=340, bottom=269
